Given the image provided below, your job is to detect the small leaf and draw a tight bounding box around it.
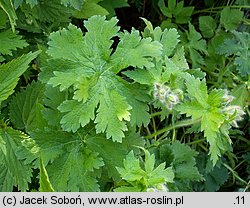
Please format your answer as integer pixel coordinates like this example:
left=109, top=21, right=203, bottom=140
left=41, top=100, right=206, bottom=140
left=199, top=16, right=217, bottom=38
left=220, top=7, right=243, bottom=31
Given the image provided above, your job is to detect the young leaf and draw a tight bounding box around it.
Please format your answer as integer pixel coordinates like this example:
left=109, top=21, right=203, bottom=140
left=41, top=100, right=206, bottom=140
left=176, top=75, right=229, bottom=165
left=46, top=146, right=103, bottom=191
left=116, top=150, right=174, bottom=191
left=141, top=18, right=180, bottom=57
left=117, top=151, right=146, bottom=182
left=158, top=0, right=194, bottom=24
left=0, top=51, right=40, bottom=104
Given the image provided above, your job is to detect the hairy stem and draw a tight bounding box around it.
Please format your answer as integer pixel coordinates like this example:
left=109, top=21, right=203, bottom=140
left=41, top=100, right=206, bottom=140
left=145, top=118, right=201, bottom=139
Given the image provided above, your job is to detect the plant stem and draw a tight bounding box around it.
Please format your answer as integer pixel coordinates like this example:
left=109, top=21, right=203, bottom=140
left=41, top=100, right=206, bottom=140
left=222, top=162, right=248, bottom=185
left=150, top=111, right=163, bottom=117
left=194, top=5, right=250, bottom=14
left=145, top=118, right=201, bottom=139
left=187, top=138, right=206, bottom=145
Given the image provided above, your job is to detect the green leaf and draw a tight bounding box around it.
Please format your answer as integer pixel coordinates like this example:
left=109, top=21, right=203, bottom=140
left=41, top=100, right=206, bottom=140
left=58, top=98, right=98, bottom=133
left=117, top=151, right=145, bottom=182
left=155, top=141, right=203, bottom=191
left=185, top=74, right=208, bottom=107
left=86, top=129, right=145, bottom=180
left=184, top=23, right=207, bottom=67
left=116, top=150, right=174, bottom=191
left=9, top=81, right=46, bottom=132
left=158, top=0, right=194, bottom=24
left=42, top=85, right=66, bottom=127
left=61, top=0, right=83, bottom=9
left=73, top=0, right=109, bottom=18
left=199, top=16, right=217, bottom=38
left=100, top=0, right=129, bottom=17
left=95, top=90, right=132, bottom=142
left=0, top=9, right=7, bottom=29
left=217, top=31, right=250, bottom=76
left=0, top=165, right=14, bottom=191
left=171, top=141, right=203, bottom=182
left=0, top=127, right=33, bottom=191
left=141, top=18, right=180, bottom=57
left=30, top=128, right=104, bottom=191
left=231, top=84, right=249, bottom=108
left=220, top=7, right=243, bottom=31
left=0, top=51, right=40, bottom=104
left=13, top=0, right=38, bottom=8
left=0, top=0, right=17, bottom=32
left=45, top=15, right=159, bottom=141
left=0, top=30, right=28, bottom=57
left=110, top=29, right=162, bottom=73
left=195, top=154, right=229, bottom=191
left=175, top=4, right=194, bottom=24
left=39, top=157, right=54, bottom=192
left=47, top=146, right=103, bottom=191
left=176, top=75, right=229, bottom=165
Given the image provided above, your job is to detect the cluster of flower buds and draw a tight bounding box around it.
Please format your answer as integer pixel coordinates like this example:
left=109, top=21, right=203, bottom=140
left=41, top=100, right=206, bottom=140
left=146, top=183, right=169, bottom=192
left=221, top=90, right=245, bottom=127
left=153, top=83, right=183, bottom=110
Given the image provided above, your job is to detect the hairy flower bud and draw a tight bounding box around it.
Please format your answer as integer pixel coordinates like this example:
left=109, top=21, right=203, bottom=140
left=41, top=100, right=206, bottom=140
left=222, top=90, right=234, bottom=105
left=222, top=105, right=245, bottom=127
left=153, top=83, right=182, bottom=110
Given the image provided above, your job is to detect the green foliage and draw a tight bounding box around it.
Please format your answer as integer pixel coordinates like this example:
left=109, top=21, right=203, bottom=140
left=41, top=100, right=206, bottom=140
left=39, top=157, right=54, bottom=192
left=183, top=23, right=208, bottom=67
left=199, top=16, right=217, bottom=38
left=0, top=0, right=17, bottom=31
left=156, top=141, right=204, bottom=191
left=115, top=150, right=174, bottom=192
left=176, top=75, right=233, bottom=165
left=220, top=7, right=243, bottom=31
left=43, top=16, right=161, bottom=142
left=158, top=0, right=194, bottom=27
left=0, top=127, right=33, bottom=191
left=194, top=153, right=229, bottom=192
left=0, top=51, right=39, bottom=104
left=217, top=31, right=250, bottom=76
left=9, top=81, right=46, bottom=131
left=0, top=0, right=249, bottom=192
left=0, top=30, right=28, bottom=60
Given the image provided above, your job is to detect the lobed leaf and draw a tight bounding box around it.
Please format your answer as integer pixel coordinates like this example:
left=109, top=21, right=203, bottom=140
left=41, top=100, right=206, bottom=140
left=44, top=15, right=161, bottom=141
